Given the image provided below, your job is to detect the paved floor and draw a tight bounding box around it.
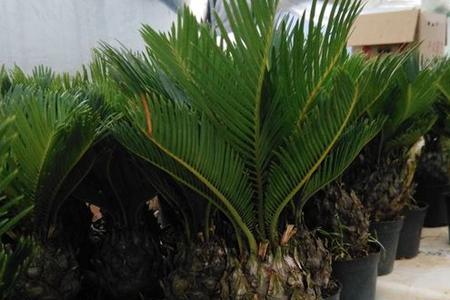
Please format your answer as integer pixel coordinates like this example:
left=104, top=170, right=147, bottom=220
left=376, top=227, right=450, bottom=300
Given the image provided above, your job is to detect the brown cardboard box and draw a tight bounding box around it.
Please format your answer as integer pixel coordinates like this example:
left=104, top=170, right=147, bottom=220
left=348, top=9, right=447, bottom=61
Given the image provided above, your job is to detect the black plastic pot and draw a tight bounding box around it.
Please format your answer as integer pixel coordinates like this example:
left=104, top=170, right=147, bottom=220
left=416, top=183, right=448, bottom=227
left=322, top=282, right=341, bottom=300
left=331, top=250, right=380, bottom=300
left=370, top=218, right=403, bottom=276
left=396, top=203, right=428, bottom=259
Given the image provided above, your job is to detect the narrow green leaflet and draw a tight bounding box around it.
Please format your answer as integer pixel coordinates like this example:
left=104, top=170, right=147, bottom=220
left=2, top=87, right=104, bottom=237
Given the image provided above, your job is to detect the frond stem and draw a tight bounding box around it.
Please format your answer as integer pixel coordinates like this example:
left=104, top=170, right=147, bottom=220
left=141, top=94, right=153, bottom=136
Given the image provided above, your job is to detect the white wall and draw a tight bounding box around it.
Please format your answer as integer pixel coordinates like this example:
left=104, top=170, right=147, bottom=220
left=1, top=0, right=447, bottom=73
left=0, top=0, right=177, bottom=73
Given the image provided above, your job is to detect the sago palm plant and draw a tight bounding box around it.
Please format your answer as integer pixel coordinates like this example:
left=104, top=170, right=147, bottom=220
left=0, top=117, right=34, bottom=300
left=289, top=51, right=412, bottom=265
left=345, top=54, right=443, bottom=221
left=0, top=81, right=109, bottom=299
left=412, top=60, right=450, bottom=225
left=101, top=0, right=399, bottom=298
left=2, top=62, right=169, bottom=299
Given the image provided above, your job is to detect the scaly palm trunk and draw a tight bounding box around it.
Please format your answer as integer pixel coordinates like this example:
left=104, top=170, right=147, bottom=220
left=306, top=183, right=371, bottom=261
left=163, top=228, right=331, bottom=300
left=346, top=147, right=406, bottom=222
left=14, top=242, right=81, bottom=300
left=89, top=220, right=163, bottom=299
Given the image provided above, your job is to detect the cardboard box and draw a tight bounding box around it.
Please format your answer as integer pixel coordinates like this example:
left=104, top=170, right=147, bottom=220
left=348, top=9, right=447, bottom=61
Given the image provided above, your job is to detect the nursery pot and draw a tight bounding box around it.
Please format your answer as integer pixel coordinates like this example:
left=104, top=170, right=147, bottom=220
left=322, top=281, right=341, bottom=300
left=396, top=203, right=428, bottom=259
left=331, top=249, right=380, bottom=300
left=416, top=183, right=448, bottom=227
left=370, top=218, right=403, bottom=276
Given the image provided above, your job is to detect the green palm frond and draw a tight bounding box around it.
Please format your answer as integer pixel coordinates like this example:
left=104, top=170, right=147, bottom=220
left=29, top=66, right=56, bottom=90
left=98, top=46, right=179, bottom=102
left=7, top=67, right=27, bottom=87
left=389, top=59, right=439, bottom=133
left=301, top=118, right=385, bottom=208
left=0, top=116, right=34, bottom=299
left=2, top=64, right=102, bottom=96
left=113, top=95, right=257, bottom=251
left=374, top=54, right=441, bottom=150
left=435, top=60, right=450, bottom=137
left=0, top=66, right=12, bottom=96
left=356, top=51, right=414, bottom=119
left=291, top=0, right=362, bottom=124
left=104, top=0, right=387, bottom=250
left=264, top=71, right=378, bottom=238
left=1, top=86, right=105, bottom=238
left=0, top=117, right=33, bottom=236
left=6, top=65, right=55, bottom=91
left=386, top=111, right=437, bottom=150
left=436, top=60, right=450, bottom=102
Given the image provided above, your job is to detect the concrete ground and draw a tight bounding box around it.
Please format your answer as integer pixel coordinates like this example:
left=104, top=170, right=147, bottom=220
left=377, top=227, right=450, bottom=300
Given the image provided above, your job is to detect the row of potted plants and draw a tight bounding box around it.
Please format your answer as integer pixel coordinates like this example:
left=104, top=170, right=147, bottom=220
left=0, top=0, right=450, bottom=299
left=305, top=51, right=450, bottom=300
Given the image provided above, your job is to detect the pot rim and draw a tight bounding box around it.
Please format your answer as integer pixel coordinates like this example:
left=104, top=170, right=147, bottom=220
left=405, top=201, right=429, bottom=212
left=370, top=217, right=404, bottom=226
left=333, top=242, right=381, bottom=264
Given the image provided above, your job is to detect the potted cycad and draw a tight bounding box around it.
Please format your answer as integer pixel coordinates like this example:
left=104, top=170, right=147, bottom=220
left=434, top=63, right=450, bottom=240
left=1, top=63, right=168, bottom=299
left=396, top=60, right=450, bottom=259
left=397, top=64, right=450, bottom=257
left=344, top=55, right=441, bottom=273
left=0, top=70, right=107, bottom=299
left=305, top=182, right=379, bottom=300
left=102, top=0, right=390, bottom=298
left=302, top=51, right=410, bottom=300
left=414, top=73, right=450, bottom=229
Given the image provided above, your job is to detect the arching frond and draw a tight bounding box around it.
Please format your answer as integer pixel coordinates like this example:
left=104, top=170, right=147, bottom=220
left=436, top=60, right=450, bottom=102
left=385, top=111, right=437, bottom=150
left=386, top=56, right=440, bottom=137
left=1, top=87, right=105, bottom=238
left=112, top=94, right=257, bottom=251
left=264, top=71, right=363, bottom=238
left=301, top=118, right=386, bottom=204
left=104, top=0, right=387, bottom=248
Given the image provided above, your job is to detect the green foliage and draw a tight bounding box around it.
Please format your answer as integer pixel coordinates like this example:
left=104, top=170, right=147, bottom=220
left=0, top=117, right=34, bottom=299
left=0, top=86, right=107, bottom=239
left=437, top=61, right=450, bottom=101
left=376, top=54, right=441, bottom=152
left=0, top=67, right=12, bottom=96
left=343, top=54, right=444, bottom=221
left=0, top=118, right=32, bottom=235
left=435, top=60, right=450, bottom=137
left=103, top=0, right=389, bottom=251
